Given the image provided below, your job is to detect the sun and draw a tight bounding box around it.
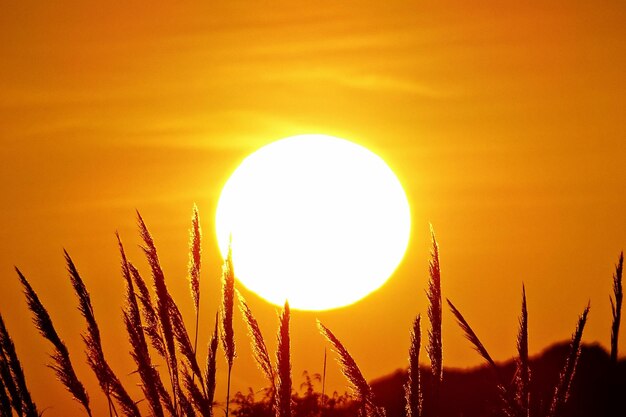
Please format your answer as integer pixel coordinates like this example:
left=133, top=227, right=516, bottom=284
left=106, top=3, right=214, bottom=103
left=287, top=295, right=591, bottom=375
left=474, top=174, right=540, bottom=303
left=215, top=134, right=411, bottom=310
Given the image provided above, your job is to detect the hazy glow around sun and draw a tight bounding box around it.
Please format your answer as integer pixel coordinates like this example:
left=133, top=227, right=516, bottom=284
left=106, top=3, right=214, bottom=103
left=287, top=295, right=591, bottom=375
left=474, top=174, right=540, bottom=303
left=215, top=134, right=411, bottom=310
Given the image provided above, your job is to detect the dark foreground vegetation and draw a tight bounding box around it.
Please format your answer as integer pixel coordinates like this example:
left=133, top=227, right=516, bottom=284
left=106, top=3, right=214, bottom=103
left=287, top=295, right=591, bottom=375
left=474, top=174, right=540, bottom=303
left=371, top=342, right=626, bottom=417
left=230, top=342, right=626, bottom=417
left=0, top=207, right=623, bottom=417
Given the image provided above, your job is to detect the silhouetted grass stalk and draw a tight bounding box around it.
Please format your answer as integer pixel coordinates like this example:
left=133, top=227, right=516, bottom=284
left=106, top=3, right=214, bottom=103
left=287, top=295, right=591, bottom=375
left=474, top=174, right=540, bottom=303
left=127, top=262, right=177, bottom=415
left=515, top=286, right=530, bottom=417
left=178, top=389, right=196, bottom=417
left=237, top=291, right=276, bottom=392
left=447, top=299, right=520, bottom=417
left=321, top=348, right=327, bottom=409
left=66, top=251, right=140, bottom=417
left=205, top=315, right=219, bottom=415
left=221, top=243, right=236, bottom=417
left=189, top=205, right=202, bottom=358
left=0, top=345, right=22, bottom=417
left=405, top=315, right=422, bottom=417
left=17, top=268, right=92, bottom=416
left=426, top=226, right=442, bottom=416
left=0, top=314, right=38, bottom=417
left=610, top=252, right=623, bottom=364
left=118, top=235, right=166, bottom=417
left=318, top=321, right=385, bottom=417
left=137, top=212, right=181, bottom=414
left=128, top=264, right=177, bottom=416
left=548, top=304, right=590, bottom=417
left=170, top=301, right=206, bottom=392
left=276, top=302, right=291, bottom=417
left=0, top=375, right=11, bottom=417
left=182, top=365, right=211, bottom=417
left=129, top=264, right=166, bottom=358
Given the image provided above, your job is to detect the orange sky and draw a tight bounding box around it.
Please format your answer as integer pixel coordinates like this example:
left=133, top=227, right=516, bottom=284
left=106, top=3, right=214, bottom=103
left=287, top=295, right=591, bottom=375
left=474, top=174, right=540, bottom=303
left=1, top=1, right=625, bottom=415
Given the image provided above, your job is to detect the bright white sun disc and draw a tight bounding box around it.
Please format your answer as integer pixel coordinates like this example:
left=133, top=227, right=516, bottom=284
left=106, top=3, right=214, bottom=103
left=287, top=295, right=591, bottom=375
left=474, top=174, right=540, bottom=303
left=215, top=134, right=411, bottom=310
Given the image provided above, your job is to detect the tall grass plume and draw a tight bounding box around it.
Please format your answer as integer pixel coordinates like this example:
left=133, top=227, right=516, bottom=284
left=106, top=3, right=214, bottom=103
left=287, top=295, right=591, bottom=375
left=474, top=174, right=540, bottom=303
left=17, top=268, right=91, bottom=416
left=204, top=315, right=219, bottom=416
left=0, top=314, right=38, bottom=417
left=0, top=374, right=11, bottom=417
left=447, top=299, right=519, bottom=417
left=137, top=212, right=181, bottom=412
left=610, top=252, right=623, bottom=364
left=118, top=235, right=165, bottom=417
left=548, top=304, right=590, bottom=417
left=515, top=285, right=530, bottom=417
left=182, top=365, right=211, bottom=417
left=275, top=301, right=291, bottom=417
left=0, top=344, right=21, bottom=417
left=220, top=242, right=236, bottom=417
left=426, top=226, right=443, bottom=414
left=170, top=301, right=206, bottom=388
left=66, top=250, right=140, bottom=417
left=128, top=264, right=166, bottom=359
left=404, top=315, right=422, bottom=417
left=237, top=291, right=275, bottom=392
left=318, top=321, right=385, bottom=417
left=188, top=205, right=202, bottom=356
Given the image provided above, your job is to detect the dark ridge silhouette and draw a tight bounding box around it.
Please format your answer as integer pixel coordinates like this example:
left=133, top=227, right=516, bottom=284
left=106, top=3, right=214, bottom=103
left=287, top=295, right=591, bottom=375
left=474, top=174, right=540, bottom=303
left=371, top=342, right=626, bottom=417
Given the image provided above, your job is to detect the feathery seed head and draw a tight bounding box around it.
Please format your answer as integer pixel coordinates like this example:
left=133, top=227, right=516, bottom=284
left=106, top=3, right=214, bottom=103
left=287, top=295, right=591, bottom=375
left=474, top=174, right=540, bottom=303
left=16, top=268, right=91, bottom=416
left=237, top=290, right=275, bottom=389
left=188, top=205, right=202, bottom=311
left=276, top=301, right=291, bottom=417
left=221, top=243, right=236, bottom=368
left=405, top=315, right=422, bottom=417
left=426, top=225, right=443, bottom=383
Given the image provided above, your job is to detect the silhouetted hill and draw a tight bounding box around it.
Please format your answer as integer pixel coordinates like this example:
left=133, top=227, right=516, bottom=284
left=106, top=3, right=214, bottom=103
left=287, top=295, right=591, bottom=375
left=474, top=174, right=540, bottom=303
left=370, top=342, right=626, bottom=417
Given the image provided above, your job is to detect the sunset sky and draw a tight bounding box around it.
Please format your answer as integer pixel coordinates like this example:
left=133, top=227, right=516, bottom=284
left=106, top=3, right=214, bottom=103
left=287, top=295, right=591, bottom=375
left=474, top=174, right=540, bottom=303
left=1, top=1, right=625, bottom=415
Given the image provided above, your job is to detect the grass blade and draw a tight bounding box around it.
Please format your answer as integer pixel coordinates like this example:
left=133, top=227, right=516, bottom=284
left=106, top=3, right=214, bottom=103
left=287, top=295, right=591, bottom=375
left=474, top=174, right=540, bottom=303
left=220, top=243, right=236, bottom=417
left=321, top=348, right=327, bottom=407
left=447, top=299, right=496, bottom=368
left=317, top=321, right=385, bottom=417
left=178, top=389, right=197, bottom=417
left=548, top=304, right=590, bottom=417
left=170, top=301, right=206, bottom=388
left=128, top=264, right=166, bottom=359
left=182, top=365, right=211, bottom=417
left=66, top=250, right=140, bottom=417
left=515, top=285, right=530, bottom=417
left=610, top=252, right=623, bottom=364
left=188, top=205, right=202, bottom=357
left=123, top=311, right=164, bottom=417
left=0, top=320, right=24, bottom=417
left=128, top=264, right=176, bottom=413
left=137, top=212, right=181, bottom=412
left=16, top=268, right=91, bottom=416
left=118, top=235, right=165, bottom=417
left=405, top=315, right=422, bottom=417
left=204, top=314, right=219, bottom=416
left=0, top=374, right=12, bottom=417
left=0, top=314, right=38, bottom=417
left=237, top=291, right=275, bottom=391
left=155, top=375, right=176, bottom=417
left=276, top=302, right=291, bottom=417
left=182, top=366, right=213, bottom=417
left=447, top=299, right=519, bottom=417
left=426, top=226, right=442, bottom=414
left=0, top=348, right=21, bottom=416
